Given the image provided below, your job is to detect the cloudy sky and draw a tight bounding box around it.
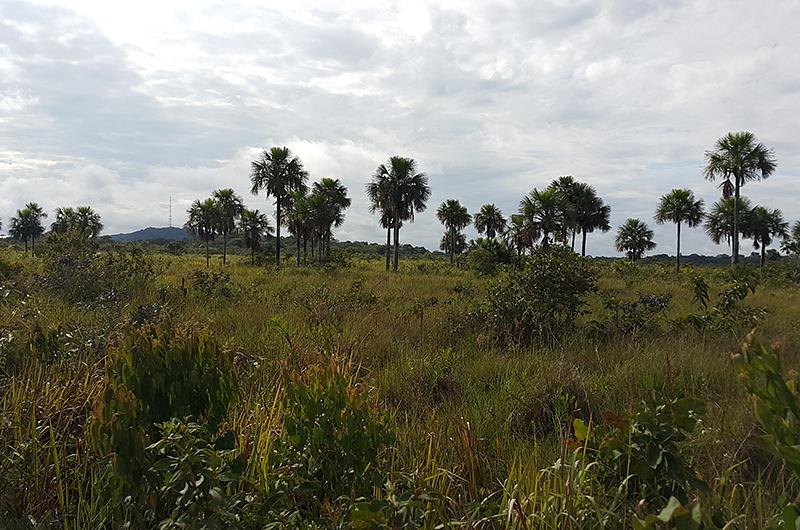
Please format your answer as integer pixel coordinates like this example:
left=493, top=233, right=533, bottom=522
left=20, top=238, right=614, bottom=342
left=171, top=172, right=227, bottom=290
left=1, top=0, right=798, bottom=256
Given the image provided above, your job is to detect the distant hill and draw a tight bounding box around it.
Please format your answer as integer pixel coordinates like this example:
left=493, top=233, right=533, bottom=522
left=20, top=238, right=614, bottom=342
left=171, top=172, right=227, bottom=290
left=109, top=226, right=190, bottom=242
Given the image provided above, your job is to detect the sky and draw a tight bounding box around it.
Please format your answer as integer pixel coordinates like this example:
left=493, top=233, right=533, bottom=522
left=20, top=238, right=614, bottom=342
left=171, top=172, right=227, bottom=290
left=1, top=0, right=798, bottom=256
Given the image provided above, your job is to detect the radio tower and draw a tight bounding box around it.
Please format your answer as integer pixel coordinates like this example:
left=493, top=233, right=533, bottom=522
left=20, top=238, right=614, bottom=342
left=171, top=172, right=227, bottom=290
left=169, top=196, right=172, bottom=228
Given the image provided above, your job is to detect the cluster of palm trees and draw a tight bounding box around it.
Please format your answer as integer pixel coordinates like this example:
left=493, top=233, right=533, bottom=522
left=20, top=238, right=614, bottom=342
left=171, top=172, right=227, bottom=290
left=3, top=203, right=102, bottom=254
left=187, top=147, right=352, bottom=267
left=615, top=132, right=788, bottom=269
left=430, top=176, right=611, bottom=266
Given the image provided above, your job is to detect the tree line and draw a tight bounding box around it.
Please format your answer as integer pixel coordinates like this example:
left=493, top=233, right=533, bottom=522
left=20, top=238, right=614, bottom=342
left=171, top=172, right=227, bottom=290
left=3, top=131, right=800, bottom=269
left=2, top=204, right=103, bottom=254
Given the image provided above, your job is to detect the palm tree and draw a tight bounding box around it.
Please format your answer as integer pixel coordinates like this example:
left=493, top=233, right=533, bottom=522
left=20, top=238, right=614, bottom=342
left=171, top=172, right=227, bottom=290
left=503, top=213, right=540, bottom=258
left=705, top=196, right=753, bottom=252
left=366, top=156, right=430, bottom=272
left=474, top=204, right=506, bottom=240
left=9, top=202, right=47, bottom=254
left=250, top=147, right=309, bottom=268
left=239, top=208, right=273, bottom=265
left=571, top=183, right=611, bottom=257
left=704, top=132, right=777, bottom=265
left=283, top=190, right=308, bottom=266
left=185, top=198, right=220, bottom=267
left=50, top=206, right=102, bottom=238
left=744, top=206, right=788, bottom=268
left=437, top=199, right=471, bottom=264
left=782, top=221, right=800, bottom=266
left=440, top=231, right=466, bottom=256
left=212, top=188, right=244, bottom=265
left=654, top=189, right=705, bottom=271
left=615, top=218, right=656, bottom=262
left=519, top=187, right=567, bottom=249
left=312, top=178, right=351, bottom=258
left=548, top=176, right=580, bottom=248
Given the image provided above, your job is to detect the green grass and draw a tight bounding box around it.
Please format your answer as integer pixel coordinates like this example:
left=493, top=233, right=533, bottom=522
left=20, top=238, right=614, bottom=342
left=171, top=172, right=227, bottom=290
left=1, top=249, right=799, bottom=528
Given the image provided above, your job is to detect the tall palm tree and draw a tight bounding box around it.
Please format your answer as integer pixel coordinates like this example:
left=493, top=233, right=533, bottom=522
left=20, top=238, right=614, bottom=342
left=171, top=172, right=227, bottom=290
left=654, top=188, right=705, bottom=271
left=312, top=178, right=351, bottom=257
left=185, top=198, right=220, bottom=267
left=239, top=208, right=273, bottom=265
left=548, top=176, right=580, bottom=248
left=615, top=218, right=656, bottom=262
left=366, top=156, right=430, bottom=272
left=705, top=196, right=753, bottom=252
left=744, top=206, right=788, bottom=268
left=519, top=187, right=567, bottom=249
left=436, top=199, right=471, bottom=264
left=571, top=183, right=611, bottom=257
left=473, top=204, right=506, bottom=240
left=9, top=203, right=47, bottom=254
left=704, top=131, right=777, bottom=265
left=212, top=188, right=244, bottom=265
left=250, top=147, right=308, bottom=268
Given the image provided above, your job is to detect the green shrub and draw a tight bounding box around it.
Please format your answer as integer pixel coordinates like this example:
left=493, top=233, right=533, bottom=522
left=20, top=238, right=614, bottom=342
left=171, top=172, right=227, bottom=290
left=465, top=238, right=515, bottom=276
left=734, top=334, right=800, bottom=528
left=577, top=397, right=707, bottom=507
left=480, top=246, right=597, bottom=343
left=107, top=323, right=237, bottom=433
left=269, top=366, right=393, bottom=521
left=41, top=232, right=156, bottom=304
left=146, top=419, right=253, bottom=530
left=189, top=269, right=234, bottom=297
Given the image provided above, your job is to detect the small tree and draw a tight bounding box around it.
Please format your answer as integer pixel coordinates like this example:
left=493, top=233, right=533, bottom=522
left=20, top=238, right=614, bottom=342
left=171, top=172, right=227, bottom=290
left=239, top=208, right=273, bottom=264
left=212, top=188, right=244, bottom=265
left=654, top=189, right=705, bottom=271
left=437, top=199, right=471, bottom=264
left=474, top=204, right=506, bottom=240
left=744, top=206, right=788, bottom=268
left=9, top=202, right=47, bottom=254
left=615, top=218, right=656, bottom=262
left=185, top=199, right=220, bottom=267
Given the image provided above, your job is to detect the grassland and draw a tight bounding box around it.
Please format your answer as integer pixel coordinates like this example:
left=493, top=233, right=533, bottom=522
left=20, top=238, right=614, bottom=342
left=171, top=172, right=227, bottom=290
left=1, top=247, right=799, bottom=529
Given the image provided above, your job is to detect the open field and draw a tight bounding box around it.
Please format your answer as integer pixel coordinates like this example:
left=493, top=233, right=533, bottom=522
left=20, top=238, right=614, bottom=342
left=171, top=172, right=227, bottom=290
left=1, top=247, right=800, bottom=529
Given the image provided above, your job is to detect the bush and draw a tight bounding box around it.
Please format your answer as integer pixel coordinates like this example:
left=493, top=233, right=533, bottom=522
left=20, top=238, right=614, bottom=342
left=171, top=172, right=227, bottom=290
left=189, top=269, right=234, bottom=297
left=41, top=231, right=156, bottom=304
left=269, top=365, right=393, bottom=521
left=146, top=419, right=253, bottom=530
left=577, top=397, right=707, bottom=507
left=465, top=238, right=515, bottom=276
left=480, top=246, right=597, bottom=343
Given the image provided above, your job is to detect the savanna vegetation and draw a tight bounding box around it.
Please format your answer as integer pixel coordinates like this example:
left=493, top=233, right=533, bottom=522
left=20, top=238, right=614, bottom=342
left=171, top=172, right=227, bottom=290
left=2, top=130, right=800, bottom=529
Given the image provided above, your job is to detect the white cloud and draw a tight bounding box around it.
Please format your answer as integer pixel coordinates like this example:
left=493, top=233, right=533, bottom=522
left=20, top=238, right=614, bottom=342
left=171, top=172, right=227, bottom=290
left=0, top=0, right=798, bottom=256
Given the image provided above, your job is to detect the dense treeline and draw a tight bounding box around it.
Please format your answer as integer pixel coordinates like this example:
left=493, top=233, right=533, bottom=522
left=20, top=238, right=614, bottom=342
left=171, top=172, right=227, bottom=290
left=3, top=131, right=799, bottom=271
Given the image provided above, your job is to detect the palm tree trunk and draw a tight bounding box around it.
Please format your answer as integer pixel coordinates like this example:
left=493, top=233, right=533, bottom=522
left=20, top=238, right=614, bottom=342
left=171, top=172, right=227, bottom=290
left=205, top=239, right=210, bottom=267
left=542, top=230, right=550, bottom=250
left=450, top=229, right=454, bottom=264
left=223, top=232, right=228, bottom=265
left=251, top=245, right=255, bottom=265
left=581, top=229, right=587, bottom=257
left=31, top=236, right=35, bottom=256
left=275, top=199, right=282, bottom=268
left=760, top=243, right=766, bottom=268
left=393, top=214, right=400, bottom=273
left=676, top=221, right=681, bottom=272
left=296, top=235, right=301, bottom=266
left=311, top=237, right=315, bottom=260
left=571, top=230, right=576, bottom=251
left=732, top=180, right=740, bottom=266
left=24, top=238, right=28, bottom=254
left=385, top=226, right=391, bottom=272
left=303, top=237, right=307, bottom=264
